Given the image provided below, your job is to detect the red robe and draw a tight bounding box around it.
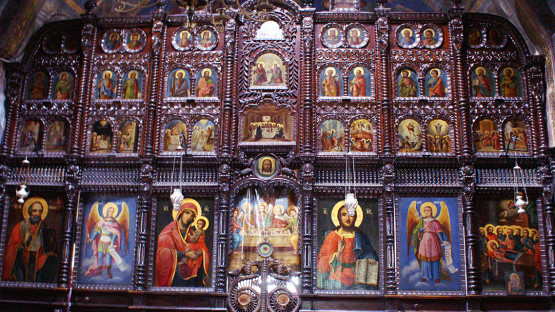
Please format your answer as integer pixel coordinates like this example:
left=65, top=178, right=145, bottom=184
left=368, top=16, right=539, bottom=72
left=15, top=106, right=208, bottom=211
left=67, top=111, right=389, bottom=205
left=155, top=221, right=210, bottom=286
left=3, top=221, right=49, bottom=281
left=428, top=77, right=445, bottom=97
left=317, top=231, right=356, bottom=286
left=349, top=76, right=366, bottom=97
left=273, top=216, right=288, bottom=228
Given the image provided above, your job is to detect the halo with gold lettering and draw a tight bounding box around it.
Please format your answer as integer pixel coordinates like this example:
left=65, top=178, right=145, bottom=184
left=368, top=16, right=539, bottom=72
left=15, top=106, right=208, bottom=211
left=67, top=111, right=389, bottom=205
left=22, top=197, right=49, bottom=220
left=331, top=200, right=363, bottom=227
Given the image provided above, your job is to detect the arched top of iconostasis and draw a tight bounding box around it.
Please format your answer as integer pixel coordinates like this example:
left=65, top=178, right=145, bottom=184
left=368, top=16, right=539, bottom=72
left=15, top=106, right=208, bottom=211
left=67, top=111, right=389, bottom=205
left=19, top=19, right=84, bottom=70
left=242, top=0, right=304, bottom=20
left=462, top=13, right=532, bottom=58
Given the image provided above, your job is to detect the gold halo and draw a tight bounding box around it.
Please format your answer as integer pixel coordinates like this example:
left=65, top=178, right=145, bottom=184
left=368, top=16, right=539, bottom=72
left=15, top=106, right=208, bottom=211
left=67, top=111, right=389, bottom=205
left=172, top=198, right=202, bottom=221
left=350, top=28, right=360, bottom=37
left=503, top=67, right=514, bottom=76
left=194, top=215, right=209, bottom=230
left=330, top=200, right=363, bottom=228
left=273, top=204, right=284, bottom=216
left=530, top=229, right=538, bottom=236
left=327, top=28, right=338, bottom=36
left=423, top=28, right=435, bottom=37
left=401, top=69, right=411, bottom=77
left=102, top=202, right=119, bottom=218
left=175, top=69, right=187, bottom=77
left=128, top=70, right=139, bottom=79
left=512, top=225, right=522, bottom=233
left=180, top=30, right=190, bottom=39
left=201, top=30, right=212, bottom=38
left=419, top=202, right=438, bottom=218
left=109, top=32, right=120, bottom=39
left=287, top=205, right=299, bottom=215
left=509, top=273, right=519, bottom=281
left=241, top=202, right=252, bottom=214
left=324, top=67, right=336, bottom=76
left=130, top=32, right=140, bottom=39
left=401, top=28, right=413, bottom=37
left=59, top=71, right=71, bottom=79
left=475, top=67, right=487, bottom=75
left=487, top=240, right=499, bottom=252
left=494, top=225, right=504, bottom=234
left=22, top=197, right=48, bottom=220
left=479, top=227, right=485, bottom=232
left=102, top=70, right=113, bottom=79
left=201, top=68, right=212, bottom=77
left=259, top=156, right=275, bottom=173
left=430, top=68, right=441, bottom=76
left=258, top=201, right=269, bottom=212
left=353, top=67, right=365, bottom=75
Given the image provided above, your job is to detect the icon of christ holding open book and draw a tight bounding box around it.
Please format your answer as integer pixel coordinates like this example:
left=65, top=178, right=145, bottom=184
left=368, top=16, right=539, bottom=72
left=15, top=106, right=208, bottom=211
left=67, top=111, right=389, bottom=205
left=317, top=200, right=379, bottom=290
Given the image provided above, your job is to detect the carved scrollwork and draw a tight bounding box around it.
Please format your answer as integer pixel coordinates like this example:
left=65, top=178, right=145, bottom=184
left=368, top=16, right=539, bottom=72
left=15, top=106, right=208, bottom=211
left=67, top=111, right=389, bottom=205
left=376, top=17, right=389, bottom=53
left=94, top=53, right=151, bottom=66
left=449, top=17, right=463, bottom=51
left=390, top=50, right=450, bottom=63
left=316, top=49, right=374, bottom=62
left=81, top=23, right=95, bottom=54
left=151, top=20, right=164, bottom=53
left=466, top=50, right=519, bottom=62
left=31, top=55, right=81, bottom=68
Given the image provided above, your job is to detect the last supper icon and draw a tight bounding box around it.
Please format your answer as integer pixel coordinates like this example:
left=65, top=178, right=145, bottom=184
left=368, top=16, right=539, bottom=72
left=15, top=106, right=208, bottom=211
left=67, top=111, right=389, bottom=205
left=242, top=103, right=292, bottom=143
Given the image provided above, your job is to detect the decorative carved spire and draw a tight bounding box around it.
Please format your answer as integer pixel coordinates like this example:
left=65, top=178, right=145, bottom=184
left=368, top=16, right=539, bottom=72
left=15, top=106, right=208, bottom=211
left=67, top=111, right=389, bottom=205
left=84, top=0, right=97, bottom=14
left=376, top=0, right=388, bottom=8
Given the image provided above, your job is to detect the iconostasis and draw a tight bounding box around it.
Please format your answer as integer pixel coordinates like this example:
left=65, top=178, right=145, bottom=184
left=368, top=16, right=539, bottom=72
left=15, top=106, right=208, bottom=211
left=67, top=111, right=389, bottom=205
left=0, top=0, right=552, bottom=311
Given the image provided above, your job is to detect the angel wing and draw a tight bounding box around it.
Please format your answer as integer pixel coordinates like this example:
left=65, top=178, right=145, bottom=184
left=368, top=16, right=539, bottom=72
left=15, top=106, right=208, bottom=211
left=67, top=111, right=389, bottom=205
left=406, top=201, right=420, bottom=256
left=437, top=201, right=451, bottom=243
left=116, top=202, right=130, bottom=255
left=86, top=202, right=101, bottom=237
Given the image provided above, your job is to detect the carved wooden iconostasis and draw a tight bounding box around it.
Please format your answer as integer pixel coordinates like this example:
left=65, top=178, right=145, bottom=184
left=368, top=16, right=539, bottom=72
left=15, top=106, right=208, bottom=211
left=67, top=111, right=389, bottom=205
left=0, top=0, right=553, bottom=311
